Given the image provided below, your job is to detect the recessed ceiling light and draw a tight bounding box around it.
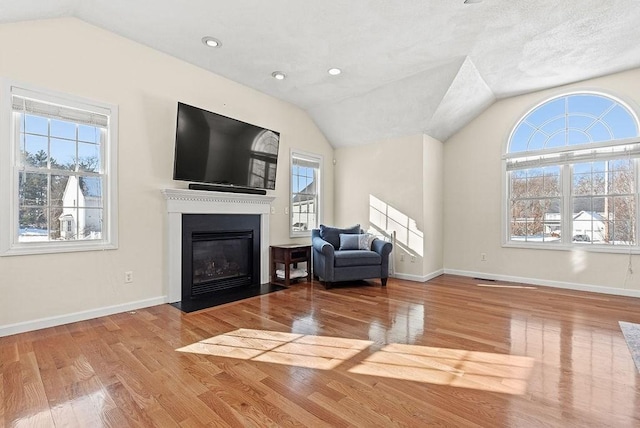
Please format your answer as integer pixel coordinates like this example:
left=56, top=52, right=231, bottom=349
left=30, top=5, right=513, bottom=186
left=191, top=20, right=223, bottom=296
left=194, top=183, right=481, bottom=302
left=202, top=36, right=222, bottom=48
left=271, top=71, right=286, bottom=80
left=328, top=68, right=342, bottom=76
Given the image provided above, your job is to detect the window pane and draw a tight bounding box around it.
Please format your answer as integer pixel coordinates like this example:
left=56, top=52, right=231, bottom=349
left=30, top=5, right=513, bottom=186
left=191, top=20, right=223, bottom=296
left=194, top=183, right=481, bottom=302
left=78, top=142, right=100, bottom=172
left=604, top=105, right=639, bottom=139
left=546, top=133, right=565, bottom=149
left=50, top=210, right=65, bottom=240
left=19, top=172, right=48, bottom=206
left=18, top=207, right=48, bottom=242
left=573, top=196, right=593, bottom=213
left=588, top=122, right=613, bottom=142
left=50, top=137, right=75, bottom=170
left=510, top=199, right=561, bottom=242
left=612, top=196, right=635, bottom=245
left=612, top=170, right=634, bottom=194
left=540, top=117, right=565, bottom=137
left=50, top=175, right=70, bottom=207
left=50, top=119, right=76, bottom=140
left=78, top=125, right=101, bottom=143
left=573, top=172, right=591, bottom=195
left=509, top=122, right=534, bottom=153
left=22, top=135, right=49, bottom=167
left=24, top=114, right=48, bottom=135
left=526, top=98, right=564, bottom=127
left=78, top=208, right=103, bottom=239
left=566, top=129, right=590, bottom=145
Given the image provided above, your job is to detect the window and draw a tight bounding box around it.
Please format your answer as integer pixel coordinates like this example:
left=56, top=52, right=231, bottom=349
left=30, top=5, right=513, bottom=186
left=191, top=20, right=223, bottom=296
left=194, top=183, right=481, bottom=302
left=290, top=150, right=322, bottom=237
left=249, top=130, right=279, bottom=189
left=505, top=92, right=640, bottom=250
left=0, top=82, right=118, bottom=255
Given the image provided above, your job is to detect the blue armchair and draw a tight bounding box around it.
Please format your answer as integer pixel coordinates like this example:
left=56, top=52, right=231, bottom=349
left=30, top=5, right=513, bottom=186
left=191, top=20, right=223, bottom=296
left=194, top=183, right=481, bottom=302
left=312, top=224, right=393, bottom=288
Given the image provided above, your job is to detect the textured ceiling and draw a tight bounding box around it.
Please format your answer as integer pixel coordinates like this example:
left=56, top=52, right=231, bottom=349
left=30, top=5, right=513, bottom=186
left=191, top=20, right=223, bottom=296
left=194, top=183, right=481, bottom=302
left=2, top=0, right=640, bottom=146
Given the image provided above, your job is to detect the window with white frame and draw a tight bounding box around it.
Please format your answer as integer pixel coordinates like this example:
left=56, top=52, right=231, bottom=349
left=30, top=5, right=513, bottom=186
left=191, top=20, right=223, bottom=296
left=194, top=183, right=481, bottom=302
left=505, top=92, right=640, bottom=249
left=290, top=150, right=322, bottom=237
left=1, top=83, right=118, bottom=255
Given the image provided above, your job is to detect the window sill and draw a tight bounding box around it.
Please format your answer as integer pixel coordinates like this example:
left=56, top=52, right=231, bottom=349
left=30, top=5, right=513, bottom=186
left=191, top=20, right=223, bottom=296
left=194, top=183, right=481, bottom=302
left=1, top=241, right=118, bottom=257
left=502, top=241, right=640, bottom=254
left=290, top=231, right=311, bottom=239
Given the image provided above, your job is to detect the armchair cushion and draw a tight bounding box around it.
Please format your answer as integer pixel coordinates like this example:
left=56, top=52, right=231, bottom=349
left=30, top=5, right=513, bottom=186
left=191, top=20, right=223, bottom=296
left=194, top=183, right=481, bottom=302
left=339, top=233, right=375, bottom=250
left=334, top=250, right=381, bottom=267
left=319, top=224, right=360, bottom=249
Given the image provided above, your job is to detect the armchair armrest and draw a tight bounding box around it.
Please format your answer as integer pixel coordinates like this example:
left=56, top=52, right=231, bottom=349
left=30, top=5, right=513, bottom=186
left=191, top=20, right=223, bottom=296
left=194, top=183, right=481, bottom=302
left=371, top=238, right=392, bottom=257
left=312, top=236, right=335, bottom=256
left=311, top=235, right=335, bottom=282
left=372, top=238, right=393, bottom=280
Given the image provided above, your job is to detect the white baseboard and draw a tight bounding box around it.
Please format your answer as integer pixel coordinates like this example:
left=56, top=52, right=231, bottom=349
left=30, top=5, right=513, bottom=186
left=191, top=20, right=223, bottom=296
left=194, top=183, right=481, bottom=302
left=0, top=296, right=167, bottom=338
left=444, top=268, right=640, bottom=298
left=393, top=269, right=444, bottom=283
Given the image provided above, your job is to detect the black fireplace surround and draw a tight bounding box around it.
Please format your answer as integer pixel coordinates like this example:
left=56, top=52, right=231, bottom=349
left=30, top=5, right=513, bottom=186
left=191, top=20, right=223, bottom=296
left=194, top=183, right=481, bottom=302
left=182, top=213, right=260, bottom=301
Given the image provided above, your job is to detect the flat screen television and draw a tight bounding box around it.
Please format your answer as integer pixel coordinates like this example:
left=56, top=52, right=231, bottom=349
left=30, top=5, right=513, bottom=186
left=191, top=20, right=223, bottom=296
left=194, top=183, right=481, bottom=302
left=173, top=102, right=280, bottom=192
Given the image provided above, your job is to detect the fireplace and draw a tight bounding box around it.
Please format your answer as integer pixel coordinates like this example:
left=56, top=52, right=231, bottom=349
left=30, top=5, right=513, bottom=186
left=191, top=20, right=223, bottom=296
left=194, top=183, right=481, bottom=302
left=162, top=188, right=277, bottom=312
left=182, top=214, right=260, bottom=301
left=192, top=232, right=252, bottom=294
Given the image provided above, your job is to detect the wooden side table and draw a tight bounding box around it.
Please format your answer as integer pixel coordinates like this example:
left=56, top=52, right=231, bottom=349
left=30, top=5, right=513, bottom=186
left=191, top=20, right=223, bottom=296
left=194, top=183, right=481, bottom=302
left=270, top=244, right=311, bottom=286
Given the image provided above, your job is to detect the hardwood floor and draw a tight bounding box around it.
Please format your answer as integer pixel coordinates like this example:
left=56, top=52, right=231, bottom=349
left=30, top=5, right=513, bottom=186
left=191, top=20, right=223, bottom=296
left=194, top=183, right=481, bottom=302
left=2, top=274, right=640, bottom=427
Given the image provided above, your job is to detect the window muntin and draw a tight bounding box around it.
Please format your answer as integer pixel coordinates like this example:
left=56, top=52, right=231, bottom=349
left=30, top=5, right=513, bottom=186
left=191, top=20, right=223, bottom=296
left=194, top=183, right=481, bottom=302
left=290, top=150, right=322, bottom=237
left=505, top=92, right=639, bottom=249
left=1, top=83, right=118, bottom=255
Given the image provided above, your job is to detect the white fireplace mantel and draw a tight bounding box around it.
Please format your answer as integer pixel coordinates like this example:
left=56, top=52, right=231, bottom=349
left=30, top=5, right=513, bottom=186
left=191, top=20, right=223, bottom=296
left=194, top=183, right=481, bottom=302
left=162, top=188, right=275, bottom=303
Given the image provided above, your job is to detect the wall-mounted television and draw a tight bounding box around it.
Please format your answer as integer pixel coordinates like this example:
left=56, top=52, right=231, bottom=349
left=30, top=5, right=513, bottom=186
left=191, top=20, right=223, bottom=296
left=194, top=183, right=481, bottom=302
left=173, top=102, right=280, bottom=193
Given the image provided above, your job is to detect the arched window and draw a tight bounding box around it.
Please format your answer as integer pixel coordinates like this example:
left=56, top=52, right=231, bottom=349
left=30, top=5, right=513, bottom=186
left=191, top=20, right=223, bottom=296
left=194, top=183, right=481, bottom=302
left=505, top=92, right=640, bottom=248
left=248, top=130, right=279, bottom=189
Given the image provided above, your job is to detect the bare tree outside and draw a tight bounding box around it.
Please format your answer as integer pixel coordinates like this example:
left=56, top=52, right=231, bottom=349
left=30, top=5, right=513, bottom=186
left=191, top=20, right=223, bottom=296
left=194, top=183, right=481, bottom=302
left=573, top=160, right=635, bottom=245
left=510, top=166, right=561, bottom=242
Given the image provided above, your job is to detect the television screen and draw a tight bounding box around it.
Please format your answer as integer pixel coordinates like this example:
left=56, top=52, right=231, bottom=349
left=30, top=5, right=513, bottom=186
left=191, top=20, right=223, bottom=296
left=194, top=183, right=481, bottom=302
left=173, top=102, right=280, bottom=190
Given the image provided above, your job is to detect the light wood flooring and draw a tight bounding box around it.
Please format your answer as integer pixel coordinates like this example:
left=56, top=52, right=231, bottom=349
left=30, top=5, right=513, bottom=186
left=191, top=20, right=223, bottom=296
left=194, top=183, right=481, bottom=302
left=2, top=274, right=640, bottom=427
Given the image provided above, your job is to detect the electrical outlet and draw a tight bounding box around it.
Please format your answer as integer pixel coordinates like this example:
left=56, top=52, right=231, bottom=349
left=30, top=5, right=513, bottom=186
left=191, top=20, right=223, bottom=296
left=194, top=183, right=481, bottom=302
left=124, top=271, right=134, bottom=283
left=400, top=254, right=405, bottom=262
left=270, top=206, right=276, bottom=215
left=410, top=255, right=416, bottom=263
left=285, top=207, right=289, bottom=215
left=481, top=253, right=487, bottom=262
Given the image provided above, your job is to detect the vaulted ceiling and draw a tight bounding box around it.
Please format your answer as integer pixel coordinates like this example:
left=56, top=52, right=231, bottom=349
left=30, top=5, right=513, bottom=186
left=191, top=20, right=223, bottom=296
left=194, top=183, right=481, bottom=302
left=2, top=0, right=640, bottom=147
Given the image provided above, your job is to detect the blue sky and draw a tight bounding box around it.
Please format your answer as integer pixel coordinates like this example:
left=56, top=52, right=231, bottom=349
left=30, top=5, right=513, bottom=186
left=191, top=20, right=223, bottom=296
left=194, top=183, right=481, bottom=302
left=21, top=114, right=101, bottom=171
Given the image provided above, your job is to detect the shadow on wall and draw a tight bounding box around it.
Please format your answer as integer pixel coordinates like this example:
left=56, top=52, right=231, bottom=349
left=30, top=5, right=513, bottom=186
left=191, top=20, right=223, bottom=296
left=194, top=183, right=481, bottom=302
left=369, top=194, right=423, bottom=257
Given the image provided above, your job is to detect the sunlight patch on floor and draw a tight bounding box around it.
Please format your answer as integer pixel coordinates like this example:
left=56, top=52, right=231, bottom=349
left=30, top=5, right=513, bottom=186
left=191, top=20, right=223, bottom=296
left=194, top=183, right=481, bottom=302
left=177, top=329, right=535, bottom=394
left=176, top=328, right=373, bottom=370
left=348, top=343, right=535, bottom=395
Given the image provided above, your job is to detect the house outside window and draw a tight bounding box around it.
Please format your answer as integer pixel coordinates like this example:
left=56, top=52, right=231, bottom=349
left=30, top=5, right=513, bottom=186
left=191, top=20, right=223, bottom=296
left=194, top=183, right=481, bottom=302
left=0, top=82, right=118, bottom=255
left=290, top=150, right=322, bottom=237
left=504, top=92, right=640, bottom=251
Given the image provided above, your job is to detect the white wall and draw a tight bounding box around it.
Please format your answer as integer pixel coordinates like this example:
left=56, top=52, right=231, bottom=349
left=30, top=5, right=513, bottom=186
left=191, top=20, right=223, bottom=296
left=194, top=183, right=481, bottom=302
left=443, top=67, right=640, bottom=296
left=334, top=134, right=444, bottom=280
left=0, top=18, right=334, bottom=333
left=423, top=134, right=444, bottom=279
